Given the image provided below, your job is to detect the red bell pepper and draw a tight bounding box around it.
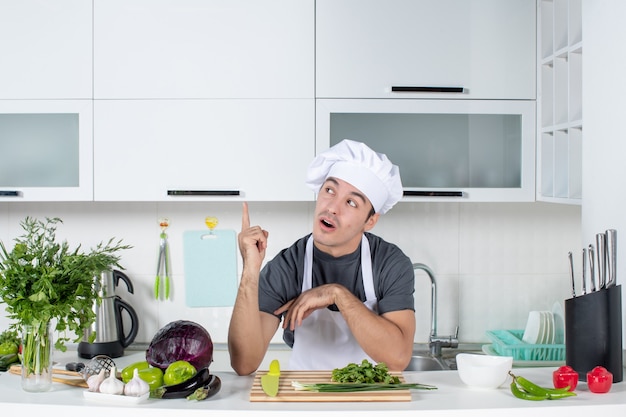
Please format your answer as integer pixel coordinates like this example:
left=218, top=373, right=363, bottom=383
left=587, top=366, right=613, bottom=393
left=553, top=365, right=578, bottom=391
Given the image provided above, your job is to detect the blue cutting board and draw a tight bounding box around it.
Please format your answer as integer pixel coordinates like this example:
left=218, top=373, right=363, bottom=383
left=183, top=229, right=238, bottom=307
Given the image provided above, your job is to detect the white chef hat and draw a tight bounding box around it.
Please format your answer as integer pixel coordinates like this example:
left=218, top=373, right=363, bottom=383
left=305, top=139, right=403, bottom=214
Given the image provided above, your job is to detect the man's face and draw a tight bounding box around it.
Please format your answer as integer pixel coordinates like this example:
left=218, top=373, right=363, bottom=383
left=312, top=177, right=379, bottom=257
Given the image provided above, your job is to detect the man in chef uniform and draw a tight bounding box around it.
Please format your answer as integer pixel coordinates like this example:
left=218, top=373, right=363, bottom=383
left=228, top=139, right=415, bottom=375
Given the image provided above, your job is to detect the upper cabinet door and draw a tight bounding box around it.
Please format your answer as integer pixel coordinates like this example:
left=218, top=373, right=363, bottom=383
left=94, top=0, right=314, bottom=99
left=316, top=0, right=536, bottom=100
left=0, top=100, right=93, bottom=201
left=0, top=0, right=92, bottom=99
left=93, top=99, right=314, bottom=202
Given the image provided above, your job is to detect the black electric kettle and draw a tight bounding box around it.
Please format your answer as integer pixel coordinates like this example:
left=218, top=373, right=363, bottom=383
left=78, top=269, right=139, bottom=359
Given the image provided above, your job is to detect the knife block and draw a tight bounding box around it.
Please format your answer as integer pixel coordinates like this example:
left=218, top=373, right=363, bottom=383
left=564, top=285, right=623, bottom=382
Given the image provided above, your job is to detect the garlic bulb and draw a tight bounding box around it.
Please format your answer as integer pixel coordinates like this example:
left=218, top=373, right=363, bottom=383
left=98, top=366, right=125, bottom=395
left=87, top=368, right=106, bottom=392
left=124, top=368, right=150, bottom=397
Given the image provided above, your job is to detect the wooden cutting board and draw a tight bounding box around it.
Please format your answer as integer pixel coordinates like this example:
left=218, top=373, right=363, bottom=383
left=250, top=370, right=411, bottom=402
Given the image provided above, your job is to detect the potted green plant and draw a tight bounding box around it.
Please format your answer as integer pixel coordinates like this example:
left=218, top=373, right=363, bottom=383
left=0, top=217, right=131, bottom=392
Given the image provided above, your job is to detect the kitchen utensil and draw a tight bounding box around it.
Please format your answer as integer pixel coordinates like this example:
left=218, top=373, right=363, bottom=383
left=183, top=228, right=238, bottom=307
left=582, top=248, right=587, bottom=295
left=589, top=244, right=597, bottom=292
left=204, top=216, right=219, bottom=235
left=82, top=355, right=116, bottom=379
left=596, top=233, right=607, bottom=289
left=155, top=218, right=171, bottom=300
left=250, top=370, right=410, bottom=402
left=65, top=362, right=85, bottom=372
left=568, top=251, right=576, bottom=297
left=456, top=353, right=513, bottom=389
left=77, top=270, right=139, bottom=359
left=260, top=359, right=281, bottom=397
left=606, top=229, right=617, bottom=288
left=565, top=285, right=623, bottom=382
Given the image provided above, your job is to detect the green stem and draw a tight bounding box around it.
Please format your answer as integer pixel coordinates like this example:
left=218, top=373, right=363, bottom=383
left=21, top=321, right=51, bottom=377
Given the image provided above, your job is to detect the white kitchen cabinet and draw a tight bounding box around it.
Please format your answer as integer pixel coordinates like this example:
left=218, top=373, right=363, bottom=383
left=317, top=99, right=536, bottom=202
left=0, top=100, right=94, bottom=201
left=93, top=100, right=314, bottom=201
left=93, top=0, right=314, bottom=99
left=537, top=0, right=582, bottom=204
left=316, top=0, right=536, bottom=100
left=0, top=0, right=92, bottom=99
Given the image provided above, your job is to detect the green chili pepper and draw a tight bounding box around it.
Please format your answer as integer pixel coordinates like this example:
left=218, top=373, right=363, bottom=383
left=510, top=380, right=548, bottom=401
left=509, top=371, right=576, bottom=401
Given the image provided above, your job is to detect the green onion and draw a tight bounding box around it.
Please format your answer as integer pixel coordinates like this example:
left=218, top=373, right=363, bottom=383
left=291, top=381, right=437, bottom=392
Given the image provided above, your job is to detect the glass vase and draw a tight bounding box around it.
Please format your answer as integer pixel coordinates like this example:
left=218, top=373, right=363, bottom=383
left=20, top=321, right=53, bottom=392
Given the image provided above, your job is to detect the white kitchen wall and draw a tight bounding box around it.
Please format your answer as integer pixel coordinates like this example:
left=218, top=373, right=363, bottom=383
left=0, top=200, right=580, bottom=348
left=581, top=1, right=626, bottom=344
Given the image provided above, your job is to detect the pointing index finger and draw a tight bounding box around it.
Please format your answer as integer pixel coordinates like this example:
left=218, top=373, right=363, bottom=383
left=241, top=202, right=250, bottom=231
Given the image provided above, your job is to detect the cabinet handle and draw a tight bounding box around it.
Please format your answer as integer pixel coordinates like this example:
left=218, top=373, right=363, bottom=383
left=391, top=86, right=465, bottom=93
left=403, top=191, right=464, bottom=197
left=167, top=190, right=240, bottom=196
left=0, top=191, right=21, bottom=197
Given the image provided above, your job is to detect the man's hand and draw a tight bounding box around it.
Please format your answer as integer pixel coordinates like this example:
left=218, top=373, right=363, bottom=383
left=275, top=283, right=416, bottom=371
left=238, top=202, right=269, bottom=272
left=275, top=284, right=343, bottom=330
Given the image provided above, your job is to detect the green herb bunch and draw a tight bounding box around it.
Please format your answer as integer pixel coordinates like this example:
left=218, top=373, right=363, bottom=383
left=331, top=359, right=401, bottom=384
left=0, top=216, right=131, bottom=351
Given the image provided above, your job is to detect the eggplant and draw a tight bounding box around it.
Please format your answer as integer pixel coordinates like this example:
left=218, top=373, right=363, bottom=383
left=186, top=375, right=222, bottom=401
left=151, top=367, right=212, bottom=399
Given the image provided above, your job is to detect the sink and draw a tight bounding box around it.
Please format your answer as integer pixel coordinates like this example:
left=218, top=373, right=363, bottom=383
left=404, top=354, right=450, bottom=371
left=404, top=350, right=484, bottom=371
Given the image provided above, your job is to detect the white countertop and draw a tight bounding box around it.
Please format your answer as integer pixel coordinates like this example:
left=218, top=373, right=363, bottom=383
left=1, top=348, right=626, bottom=417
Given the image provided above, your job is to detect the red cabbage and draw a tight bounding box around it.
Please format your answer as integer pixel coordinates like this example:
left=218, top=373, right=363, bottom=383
left=146, top=320, right=213, bottom=371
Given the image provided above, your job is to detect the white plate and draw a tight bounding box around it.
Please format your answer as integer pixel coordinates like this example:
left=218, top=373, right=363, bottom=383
left=522, top=311, right=542, bottom=344
left=552, top=302, right=565, bottom=344
left=83, top=391, right=149, bottom=404
left=538, top=312, right=547, bottom=344
left=540, top=311, right=551, bottom=344
left=546, top=311, right=556, bottom=345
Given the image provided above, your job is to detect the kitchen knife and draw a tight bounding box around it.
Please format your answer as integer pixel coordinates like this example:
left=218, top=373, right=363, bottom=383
left=568, top=251, right=576, bottom=298
left=261, top=359, right=281, bottom=397
left=596, top=233, right=607, bottom=289
left=606, top=229, right=617, bottom=288
left=589, top=244, right=596, bottom=292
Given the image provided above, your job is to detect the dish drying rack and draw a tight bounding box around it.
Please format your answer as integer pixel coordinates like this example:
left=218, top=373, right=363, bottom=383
left=486, top=330, right=565, bottom=361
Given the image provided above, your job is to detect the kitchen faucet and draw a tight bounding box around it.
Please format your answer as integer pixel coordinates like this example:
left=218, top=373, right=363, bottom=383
left=413, top=263, right=459, bottom=357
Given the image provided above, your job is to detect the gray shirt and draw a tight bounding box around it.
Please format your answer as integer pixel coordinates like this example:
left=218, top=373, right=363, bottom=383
left=258, top=232, right=415, bottom=347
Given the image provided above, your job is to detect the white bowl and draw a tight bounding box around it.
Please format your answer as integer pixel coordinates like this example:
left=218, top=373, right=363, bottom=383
left=456, top=353, right=513, bottom=389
